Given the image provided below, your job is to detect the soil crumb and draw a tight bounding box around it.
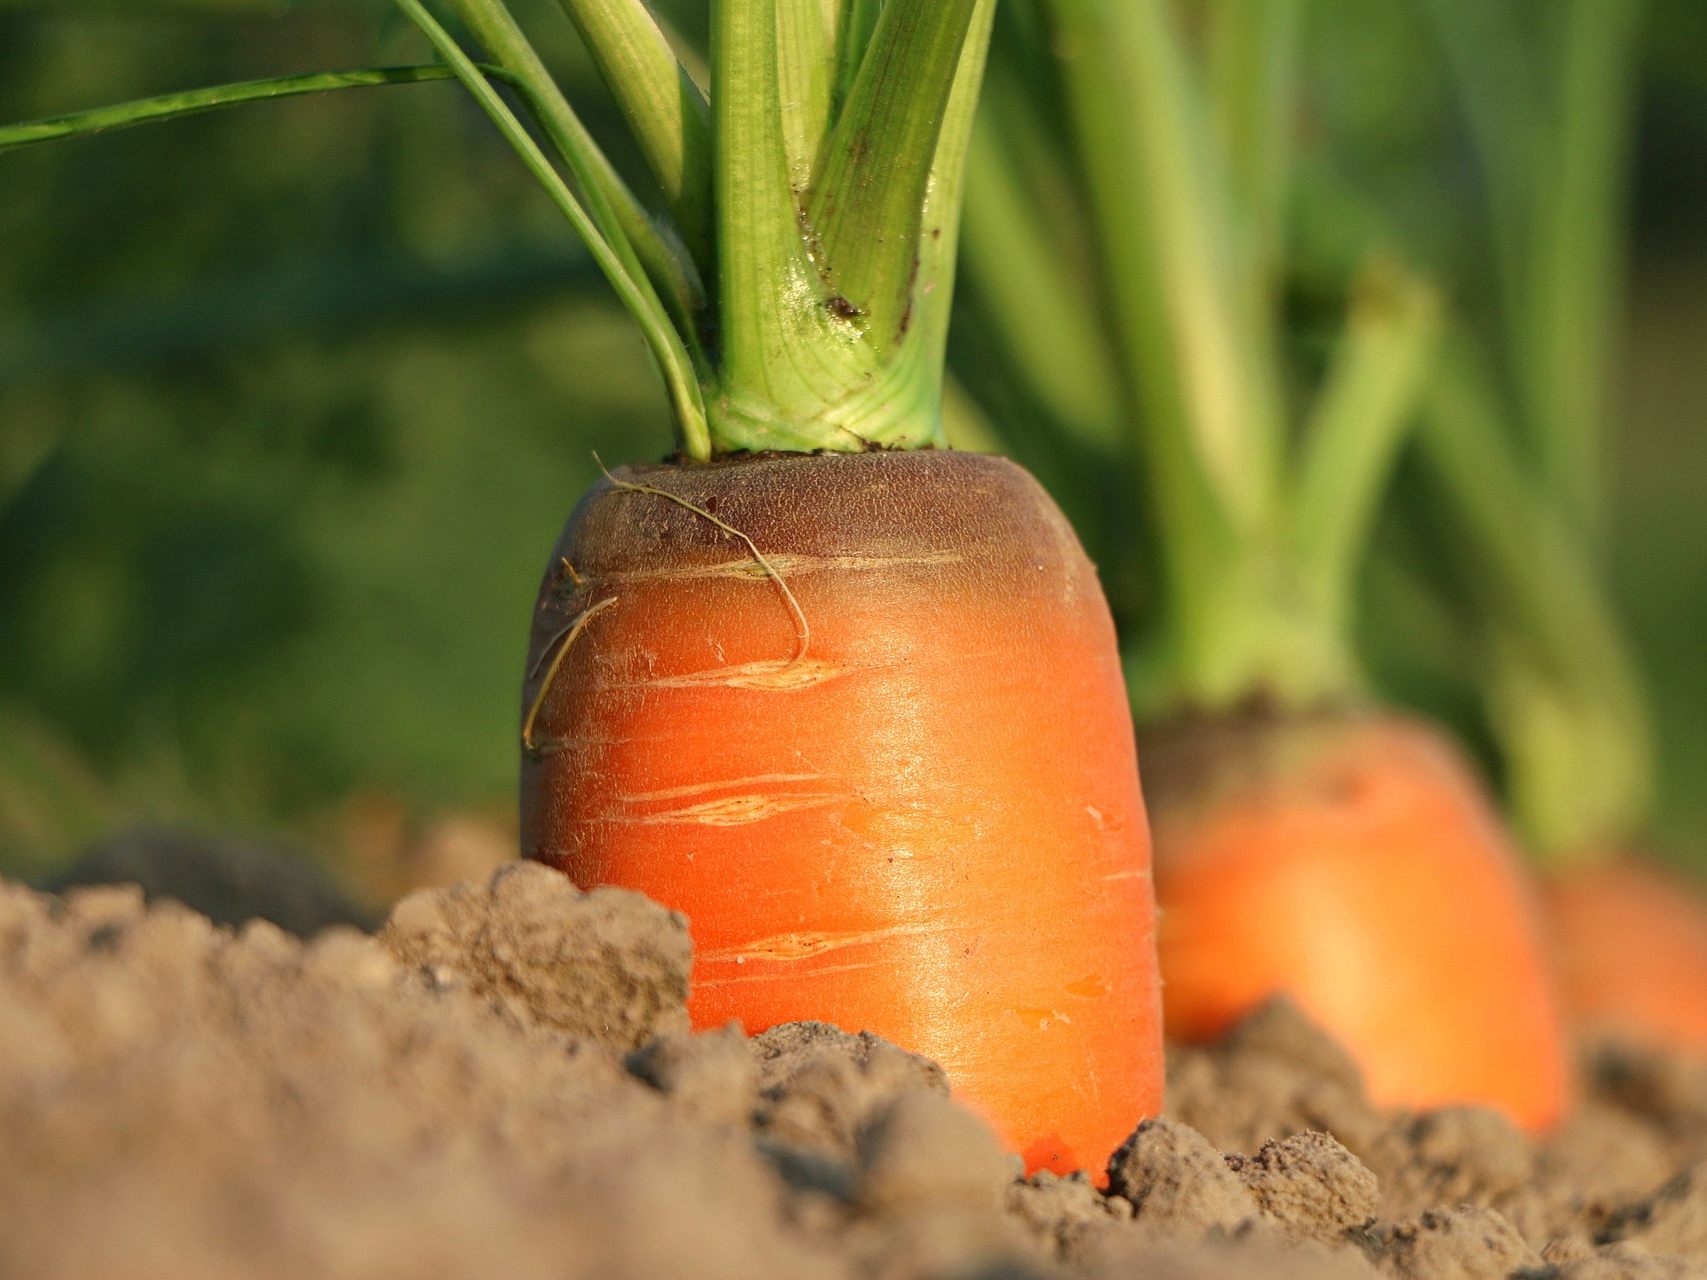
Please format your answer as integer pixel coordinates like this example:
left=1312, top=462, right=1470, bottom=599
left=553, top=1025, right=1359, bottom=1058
left=3, top=864, right=1707, bottom=1279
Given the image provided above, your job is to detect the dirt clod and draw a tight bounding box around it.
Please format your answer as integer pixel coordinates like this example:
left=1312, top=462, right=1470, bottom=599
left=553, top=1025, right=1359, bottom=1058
left=1378, top=1205, right=1542, bottom=1278
left=1107, top=1115, right=1257, bottom=1235
left=1230, top=1130, right=1380, bottom=1242
left=380, top=858, right=691, bottom=1051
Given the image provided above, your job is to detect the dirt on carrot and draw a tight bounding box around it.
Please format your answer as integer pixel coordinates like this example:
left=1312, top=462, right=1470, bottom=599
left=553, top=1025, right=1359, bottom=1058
left=4, top=855, right=1707, bottom=1280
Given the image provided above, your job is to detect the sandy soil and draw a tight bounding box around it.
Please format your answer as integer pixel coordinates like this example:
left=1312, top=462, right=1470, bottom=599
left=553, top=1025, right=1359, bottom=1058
left=3, top=859, right=1706, bottom=1279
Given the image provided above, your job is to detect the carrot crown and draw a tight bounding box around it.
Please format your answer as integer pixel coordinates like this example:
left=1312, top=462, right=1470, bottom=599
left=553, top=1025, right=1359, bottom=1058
left=963, top=0, right=1440, bottom=716
left=399, top=0, right=995, bottom=460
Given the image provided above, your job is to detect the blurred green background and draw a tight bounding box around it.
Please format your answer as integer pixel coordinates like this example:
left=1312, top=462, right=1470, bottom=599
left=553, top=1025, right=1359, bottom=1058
left=1, top=0, right=1703, bottom=895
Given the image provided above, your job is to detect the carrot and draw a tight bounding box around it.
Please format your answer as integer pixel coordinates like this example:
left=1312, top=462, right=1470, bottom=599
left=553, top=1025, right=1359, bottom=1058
left=387, top=0, right=1163, bottom=1175
left=1544, top=859, right=1707, bottom=1055
left=1148, top=711, right=1569, bottom=1128
left=959, top=0, right=1570, bottom=1127
left=522, top=452, right=1161, bottom=1173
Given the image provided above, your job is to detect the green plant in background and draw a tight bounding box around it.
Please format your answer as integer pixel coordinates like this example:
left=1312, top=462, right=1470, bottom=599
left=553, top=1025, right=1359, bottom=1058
left=0, top=2, right=643, bottom=870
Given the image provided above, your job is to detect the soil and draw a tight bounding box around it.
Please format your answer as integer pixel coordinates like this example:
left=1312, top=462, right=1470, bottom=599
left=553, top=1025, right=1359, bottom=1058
left=3, top=859, right=1706, bottom=1279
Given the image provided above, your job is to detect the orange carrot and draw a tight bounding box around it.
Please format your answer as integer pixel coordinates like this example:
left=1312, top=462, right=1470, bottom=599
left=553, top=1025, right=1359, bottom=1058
left=1148, top=710, right=1571, bottom=1130
left=1545, top=858, right=1707, bottom=1057
left=522, top=452, right=1163, bottom=1175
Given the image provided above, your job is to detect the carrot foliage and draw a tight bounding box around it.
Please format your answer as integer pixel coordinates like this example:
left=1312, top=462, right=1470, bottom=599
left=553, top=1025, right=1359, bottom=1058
left=962, top=0, right=1440, bottom=714
left=0, top=0, right=998, bottom=462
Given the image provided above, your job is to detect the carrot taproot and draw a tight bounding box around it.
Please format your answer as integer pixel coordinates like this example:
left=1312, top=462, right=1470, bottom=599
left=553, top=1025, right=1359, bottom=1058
left=1147, top=709, right=1570, bottom=1128
left=521, top=450, right=1162, bottom=1174
left=1544, top=858, right=1707, bottom=1057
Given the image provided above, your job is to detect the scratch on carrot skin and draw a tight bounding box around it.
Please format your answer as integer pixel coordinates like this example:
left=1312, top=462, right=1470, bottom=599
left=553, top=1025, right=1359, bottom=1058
left=1100, top=869, right=1151, bottom=882
left=599, top=550, right=963, bottom=584
left=694, top=958, right=887, bottom=989
left=620, top=773, right=826, bottom=803
left=620, top=791, right=847, bottom=827
left=636, top=657, right=850, bottom=691
left=698, top=922, right=955, bottom=964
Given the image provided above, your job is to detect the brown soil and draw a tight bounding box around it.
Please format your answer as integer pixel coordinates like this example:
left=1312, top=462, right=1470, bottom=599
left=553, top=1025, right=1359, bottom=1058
left=3, top=860, right=1705, bottom=1279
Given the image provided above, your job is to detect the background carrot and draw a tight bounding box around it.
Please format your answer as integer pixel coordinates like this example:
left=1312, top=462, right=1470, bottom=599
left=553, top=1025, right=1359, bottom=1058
left=958, top=0, right=1569, bottom=1128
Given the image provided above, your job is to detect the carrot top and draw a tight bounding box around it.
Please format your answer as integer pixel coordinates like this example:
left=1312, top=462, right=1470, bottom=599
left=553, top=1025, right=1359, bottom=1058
left=398, top=0, right=995, bottom=460
left=961, top=0, right=1440, bottom=716
left=0, top=0, right=997, bottom=462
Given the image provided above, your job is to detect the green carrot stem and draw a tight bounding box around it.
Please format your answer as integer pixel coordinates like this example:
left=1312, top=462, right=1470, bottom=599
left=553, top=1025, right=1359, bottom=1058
left=807, top=0, right=981, bottom=338
left=1206, top=0, right=1302, bottom=351
left=1517, top=0, right=1641, bottom=546
left=1420, top=338, right=1653, bottom=858
left=1051, top=0, right=1317, bottom=709
left=553, top=0, right=715, bottom=270
left=0, top=65, right=472, bottom=153
left=1290, top=259, right=1441, bottom=647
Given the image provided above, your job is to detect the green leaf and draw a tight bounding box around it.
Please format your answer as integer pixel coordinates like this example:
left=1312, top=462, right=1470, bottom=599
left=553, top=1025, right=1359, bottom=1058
left=1290, top=258, right=1441, bottom=641
left=554, top=0, right=715, bottom=270
left=806, top=0, right=983, bottom=344
left=394, top=0, right=710, bottom=458
left=0, top=65, right=468, bottom=153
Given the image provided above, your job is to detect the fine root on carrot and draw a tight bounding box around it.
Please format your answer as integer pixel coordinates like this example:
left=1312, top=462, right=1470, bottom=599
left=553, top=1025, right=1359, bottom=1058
left=596, top=456, right=811, bottom=665
left=521, top=595, right=620, bottom=754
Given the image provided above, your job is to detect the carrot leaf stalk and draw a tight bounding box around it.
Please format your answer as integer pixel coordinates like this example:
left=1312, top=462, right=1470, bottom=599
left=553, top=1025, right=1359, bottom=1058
left=1034, top=0, right=1434, bottom=714
left=551, top=0, right=715, bottom=269
left=0, top=65, right=475, bottom=152
left=1419, top=339, right=1653, bottom=862
left=398, top=0, right=995, bottom=459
